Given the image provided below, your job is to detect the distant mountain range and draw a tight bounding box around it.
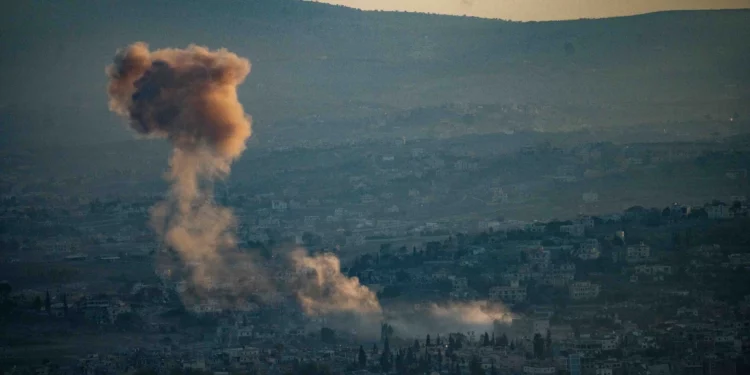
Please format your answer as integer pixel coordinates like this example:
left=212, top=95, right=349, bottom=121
left=1, top=0, right=748, bottom=149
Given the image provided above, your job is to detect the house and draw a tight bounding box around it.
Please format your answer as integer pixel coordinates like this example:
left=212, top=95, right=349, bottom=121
left=634, top=265, right=672, bottom=275
left=527, top=248, right=551, bottom=268
left=271, top=200, right=287, bottom=212
left=577, top=239, right=600, bottom=260
left=728, top=253, right=750, bottom=266
left=706, top=202, right=732, bottom=219
left=522, top=361, right=556, bottom=375
left=560, top=224, right=585, bottom=237
left=511, top=313, right=550, bottom=340
left=451, top=277, right=469, bottom=291
left=489, top=282, right=527, bottom=303
left=492, top=188, right=509, bottom=203
left=569, top=281, right=601, bottom=300
left=668, top=203, right=691, bottom=217
left=626, top=243, right=650, bottom=263
left=385, top=205, right=400, bottom=213
left=479, top=220, right=503, bottom=232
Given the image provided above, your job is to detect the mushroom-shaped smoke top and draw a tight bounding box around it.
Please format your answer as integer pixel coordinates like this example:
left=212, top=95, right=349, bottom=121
left=106, top=42, right=252, bottom=162
left=105, top=42, right=253, bottom=306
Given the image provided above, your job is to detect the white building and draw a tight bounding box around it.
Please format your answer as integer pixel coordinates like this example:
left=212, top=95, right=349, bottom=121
left=523, top=362, right=556, bottom=375
left=511, top=313, right=551, bottom=340
left=576, top=216, right=595, bottom=228
left=490, top=282, right=527, bottom=303
left=634, top=265, right=672, bottom=275
left=528, top=248, right=551, bottom=268
left=707, top=203, right=732, bottom=219
left=569, top=281, right=601, bottom=300
left=595, top=335, right=619, bottom=351
left=271, top=200, right=287, bottom=212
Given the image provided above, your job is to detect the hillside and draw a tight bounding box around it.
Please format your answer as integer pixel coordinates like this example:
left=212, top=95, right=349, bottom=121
left=1, top=0, right=749, bottom=148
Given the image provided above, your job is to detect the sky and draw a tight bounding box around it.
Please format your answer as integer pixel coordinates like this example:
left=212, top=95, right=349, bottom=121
left=312, top=0, right=750, bottom=21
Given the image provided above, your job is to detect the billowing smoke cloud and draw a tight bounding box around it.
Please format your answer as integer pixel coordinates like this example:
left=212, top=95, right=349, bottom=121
left=105, top=43, right=512, bottom=333
left=291, top=249, right=382, bottom=317
left=385, top=300, right=514, bottom=338
left=106, top=42, right=257, bottom=304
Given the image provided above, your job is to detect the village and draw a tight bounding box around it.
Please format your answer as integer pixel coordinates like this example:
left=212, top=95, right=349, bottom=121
left=2, top=183, right=750, bottom=375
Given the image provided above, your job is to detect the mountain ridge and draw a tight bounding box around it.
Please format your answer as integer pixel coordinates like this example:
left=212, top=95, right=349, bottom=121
left=1, top=0, right=748, bottom=149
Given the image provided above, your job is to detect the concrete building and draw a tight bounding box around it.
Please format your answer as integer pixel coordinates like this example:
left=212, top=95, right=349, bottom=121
left=626, top=242, right=650, bottom=263
left=489, top=281, right=527, bottom=303
left=569, top=281, right=601, bottom=300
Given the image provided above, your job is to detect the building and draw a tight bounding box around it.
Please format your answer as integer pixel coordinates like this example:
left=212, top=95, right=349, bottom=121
left=634, top=264, right=672, bottom=275
left=523, top=361, right=556, bottom=375
left=577, top=239, right=601, bottom=260
left=729, top=253, right=750, bottom=266
left=528, top=248, right=551, bottom=269
left=569, top=281, right=601, bottom=300
left=271, top=200, right=287, bottom=212
left=626, top=243, right=650, bottom=263
left=707, top=203, right=731, bottom=219
left=560, top=224, right=586, bottom=237
left=451, top=277, right=469, bottom=291
left=511, top=313, right=550, bottom=340
left=489, top=282, right=527, bottom=303
left=568, top=354, right=582, bottom=375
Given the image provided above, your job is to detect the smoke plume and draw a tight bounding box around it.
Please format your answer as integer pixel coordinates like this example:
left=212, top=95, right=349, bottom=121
left=105, top=43, right=511, bottom=333
left=106, top=42, right=254, bottom=302
left=385, top=300, right=513, bottom=338
left=290, top=249, right=382, bottom=317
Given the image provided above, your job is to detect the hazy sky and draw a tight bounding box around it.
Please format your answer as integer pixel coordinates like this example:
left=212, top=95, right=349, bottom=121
left=312, top=0, right=750, bottom=21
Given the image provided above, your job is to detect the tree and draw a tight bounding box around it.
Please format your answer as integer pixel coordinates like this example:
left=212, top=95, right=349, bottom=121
left=546, top=329, right=553, bottom=358
left=62, top=293, right=68, bottom=317
left=358, top=345, right=367, bottom=368
left=381, top=323, right=394, bottom=342
left=44, top=291, right=51, bottom=316
left=499, top=333, right=508, bottom=347
left=32, top=295, right=42, bottom=311
left=395, top=350, right=405, bottom=374
left=533, top=333, right=544, bottom=359
left=380, top=337, right=392, bottom=372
